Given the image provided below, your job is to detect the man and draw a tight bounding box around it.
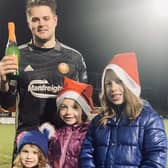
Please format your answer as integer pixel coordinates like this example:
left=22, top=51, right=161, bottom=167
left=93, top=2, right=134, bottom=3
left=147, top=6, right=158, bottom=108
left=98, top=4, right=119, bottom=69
left=0, top=0, right=87, bottom=135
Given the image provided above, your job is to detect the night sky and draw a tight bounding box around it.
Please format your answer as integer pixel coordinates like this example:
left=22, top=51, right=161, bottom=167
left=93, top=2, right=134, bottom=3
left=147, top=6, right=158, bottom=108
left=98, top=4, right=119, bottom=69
left=0, top=0, right=168, bottom=114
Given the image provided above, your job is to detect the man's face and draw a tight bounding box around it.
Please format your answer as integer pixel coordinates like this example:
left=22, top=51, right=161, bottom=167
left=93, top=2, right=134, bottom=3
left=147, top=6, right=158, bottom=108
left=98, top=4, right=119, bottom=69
left=27, top=6, right=57, bottom=43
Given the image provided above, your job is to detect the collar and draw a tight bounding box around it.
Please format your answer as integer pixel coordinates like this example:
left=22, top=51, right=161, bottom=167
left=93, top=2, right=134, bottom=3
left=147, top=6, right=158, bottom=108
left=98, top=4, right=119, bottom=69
left=27, top=39, right=61, bottom=51
left=63, top=121, right=90, bottom=129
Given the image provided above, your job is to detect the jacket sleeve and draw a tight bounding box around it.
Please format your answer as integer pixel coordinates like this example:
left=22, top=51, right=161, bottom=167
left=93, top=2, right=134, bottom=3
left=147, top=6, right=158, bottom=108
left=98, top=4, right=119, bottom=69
left=80, top=118, right=97, bottom=168
left=48, top=131, right=59, bottom=166
left=140, top=105, right=167, bottom=168
left=78, top=54, right=88, bottom=83
left=0, top=79, right=17, bottom=109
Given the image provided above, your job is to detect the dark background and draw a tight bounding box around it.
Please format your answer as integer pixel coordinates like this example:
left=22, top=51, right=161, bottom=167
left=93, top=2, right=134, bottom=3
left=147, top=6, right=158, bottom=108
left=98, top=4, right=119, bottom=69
left=0, top=0, right=168, bottom=115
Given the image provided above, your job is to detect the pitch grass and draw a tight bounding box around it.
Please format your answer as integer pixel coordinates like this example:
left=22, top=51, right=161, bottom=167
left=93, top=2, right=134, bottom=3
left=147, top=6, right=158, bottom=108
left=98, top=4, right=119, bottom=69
left=0, top=124, right=15, bottom=168
left=0, top=120, right=168, bottom=168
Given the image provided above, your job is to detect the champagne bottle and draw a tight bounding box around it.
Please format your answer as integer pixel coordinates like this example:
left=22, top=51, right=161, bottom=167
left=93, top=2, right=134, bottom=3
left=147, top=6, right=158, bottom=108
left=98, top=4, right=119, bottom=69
left=5, top=22, right=20, bottom=79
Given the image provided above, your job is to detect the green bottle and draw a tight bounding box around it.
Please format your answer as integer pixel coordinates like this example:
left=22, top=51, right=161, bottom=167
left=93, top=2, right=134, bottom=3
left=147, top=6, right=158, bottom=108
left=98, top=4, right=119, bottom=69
left=5, top=22, right=20, bottom=79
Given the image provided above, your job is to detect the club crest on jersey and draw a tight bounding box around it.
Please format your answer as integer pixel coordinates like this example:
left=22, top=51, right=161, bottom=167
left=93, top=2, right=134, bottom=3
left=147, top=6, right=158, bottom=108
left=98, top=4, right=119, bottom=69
left=28, top=80, right=62, bottom=98
left=57, top=62, right=70, bottom=74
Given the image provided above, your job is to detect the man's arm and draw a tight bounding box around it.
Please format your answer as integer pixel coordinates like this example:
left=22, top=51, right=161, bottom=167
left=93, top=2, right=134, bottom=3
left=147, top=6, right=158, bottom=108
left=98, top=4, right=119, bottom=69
left=0, top=75, right=9, bottom=92
left=78, top=54, right=88, bottom=83
left=0, top=55, right=18, bottom=108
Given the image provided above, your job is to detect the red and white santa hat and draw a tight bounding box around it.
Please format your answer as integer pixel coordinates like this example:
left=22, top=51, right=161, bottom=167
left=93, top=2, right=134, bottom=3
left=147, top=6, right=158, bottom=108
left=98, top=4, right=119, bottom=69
left=56, top=77, right=94, bottom=115
left=101, top=52, right=141, bottom=97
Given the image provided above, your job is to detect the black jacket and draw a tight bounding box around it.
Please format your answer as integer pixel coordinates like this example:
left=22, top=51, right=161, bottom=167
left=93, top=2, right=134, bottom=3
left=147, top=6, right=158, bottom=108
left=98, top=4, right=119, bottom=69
left=1, top=40, right=87, bottom=132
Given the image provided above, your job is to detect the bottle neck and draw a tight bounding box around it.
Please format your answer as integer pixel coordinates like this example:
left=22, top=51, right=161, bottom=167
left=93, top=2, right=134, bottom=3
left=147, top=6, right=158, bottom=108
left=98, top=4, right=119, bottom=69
left=7, top=29, right=17, bottom=46
left=7, top=40, right=17, bottom=47
left=8, top=22, right=16, bottom=42
left=8, top=32, right=16, bottom=42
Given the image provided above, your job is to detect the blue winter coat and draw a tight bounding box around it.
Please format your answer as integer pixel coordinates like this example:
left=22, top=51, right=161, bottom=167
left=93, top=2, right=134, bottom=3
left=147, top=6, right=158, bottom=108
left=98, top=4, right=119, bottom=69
left=80, top=101, right=167, bottom=168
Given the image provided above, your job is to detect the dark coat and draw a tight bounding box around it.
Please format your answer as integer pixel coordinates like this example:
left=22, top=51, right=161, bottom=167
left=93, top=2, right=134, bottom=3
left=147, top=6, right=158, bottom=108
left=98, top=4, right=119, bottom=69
left=80, top=101, right=167, bottom=168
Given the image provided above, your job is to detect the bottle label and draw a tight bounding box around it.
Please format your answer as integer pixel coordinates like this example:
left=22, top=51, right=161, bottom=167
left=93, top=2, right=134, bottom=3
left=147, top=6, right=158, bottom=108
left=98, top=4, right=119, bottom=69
left=5, top=45, right=20, bottom=78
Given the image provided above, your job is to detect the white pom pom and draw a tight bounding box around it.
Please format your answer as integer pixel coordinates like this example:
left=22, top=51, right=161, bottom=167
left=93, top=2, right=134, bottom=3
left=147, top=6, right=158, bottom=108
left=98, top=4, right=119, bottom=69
left=39, top=122, right=55, bottom=139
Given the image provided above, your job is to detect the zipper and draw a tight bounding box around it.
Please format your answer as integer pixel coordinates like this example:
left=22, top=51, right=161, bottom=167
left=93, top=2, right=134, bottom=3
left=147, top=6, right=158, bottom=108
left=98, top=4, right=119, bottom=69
left=59, top=128, right=73, bottom=168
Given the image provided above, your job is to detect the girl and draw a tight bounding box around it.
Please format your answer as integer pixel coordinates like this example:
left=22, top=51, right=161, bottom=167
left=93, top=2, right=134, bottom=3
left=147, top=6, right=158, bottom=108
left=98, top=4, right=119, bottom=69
left=80, top=52, right=167, bottom=167
left=42, top=77, right=94, bottom=168
left=13, top=125, right=54, bottom=168
left=47, top=77, right=94, bottom=168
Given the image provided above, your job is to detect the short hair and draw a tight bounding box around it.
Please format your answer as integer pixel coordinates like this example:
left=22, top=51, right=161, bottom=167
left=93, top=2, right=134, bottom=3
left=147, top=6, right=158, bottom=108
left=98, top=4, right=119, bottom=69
left=26, top=0, right=57, bottom=16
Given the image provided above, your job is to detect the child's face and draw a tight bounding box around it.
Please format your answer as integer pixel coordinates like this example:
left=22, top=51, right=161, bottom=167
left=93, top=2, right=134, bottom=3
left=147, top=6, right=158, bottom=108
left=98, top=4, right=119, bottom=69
left=20, top=144, right=39, bottom=168
left=104, top=70, right=124, bottom=105
left=59, top=98, right=83, bottom=125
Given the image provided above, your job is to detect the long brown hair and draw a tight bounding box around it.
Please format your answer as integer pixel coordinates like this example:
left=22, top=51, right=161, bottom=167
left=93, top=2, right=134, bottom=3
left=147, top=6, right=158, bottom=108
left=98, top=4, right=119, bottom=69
left=99, top=72, right=143, bottom=127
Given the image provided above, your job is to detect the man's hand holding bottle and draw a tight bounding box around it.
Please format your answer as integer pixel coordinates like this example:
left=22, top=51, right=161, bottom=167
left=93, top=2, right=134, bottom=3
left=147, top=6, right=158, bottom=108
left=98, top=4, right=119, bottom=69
left=0, top=55, right=18, bottom=92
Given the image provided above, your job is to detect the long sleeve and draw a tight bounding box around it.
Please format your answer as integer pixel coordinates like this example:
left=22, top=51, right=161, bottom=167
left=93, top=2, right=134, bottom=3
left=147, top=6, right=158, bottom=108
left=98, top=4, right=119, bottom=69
left=140, top=107, right=167, bottom=168
left=0, top=79, right=17, bottom=109
left=78, top=54, right=88, bottom=83
left=80, top=119, right=96, bottom=168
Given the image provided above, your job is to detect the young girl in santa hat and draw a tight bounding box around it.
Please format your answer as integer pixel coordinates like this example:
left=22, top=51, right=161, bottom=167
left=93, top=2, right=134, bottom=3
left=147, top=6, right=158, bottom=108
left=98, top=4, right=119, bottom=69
left=80, top=52, right=167, bottom=167
left=13, top=124, right=54, bottom=168
left=46, top=77, right=94, bottom=168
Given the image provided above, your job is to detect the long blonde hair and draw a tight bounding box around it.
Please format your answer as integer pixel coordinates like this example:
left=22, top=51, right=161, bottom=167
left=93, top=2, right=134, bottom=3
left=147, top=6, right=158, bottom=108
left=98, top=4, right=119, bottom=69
left=99, top=78, right=143, bottom=127
left=13, top=144, right=48, bottom=168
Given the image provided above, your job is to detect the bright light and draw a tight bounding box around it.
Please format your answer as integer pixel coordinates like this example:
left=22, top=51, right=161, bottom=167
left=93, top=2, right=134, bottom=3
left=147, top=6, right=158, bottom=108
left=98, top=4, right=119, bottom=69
left=153, top=0, right=168, bottom=17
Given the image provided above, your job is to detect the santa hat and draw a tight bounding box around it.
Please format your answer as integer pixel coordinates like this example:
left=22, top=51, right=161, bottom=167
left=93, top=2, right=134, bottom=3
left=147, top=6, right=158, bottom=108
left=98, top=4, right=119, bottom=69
left=101, top=52, right=141, bottom=97
left=56, top=77, right=94, bottom=115
left=16, top=123, right=55, bottom=157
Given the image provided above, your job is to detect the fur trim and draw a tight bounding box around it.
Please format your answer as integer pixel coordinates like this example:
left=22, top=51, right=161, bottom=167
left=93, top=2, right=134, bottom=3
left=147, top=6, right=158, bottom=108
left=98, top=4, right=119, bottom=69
left=39, top=122, right=55, bottom=139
